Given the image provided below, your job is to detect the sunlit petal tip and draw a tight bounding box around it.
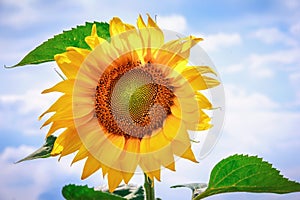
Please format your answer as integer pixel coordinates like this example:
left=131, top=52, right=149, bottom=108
left=81, top=156, right=101, bottom=180
left=137, top=14, right=146, bottom=29
left=190, top=35, right=203, bottom=42
left=182, top=147, right=198, bottom=163
left=122, top=172, right=134, bottom=184
left=108, top=169, right=123, bottom=193
left=165, top=161, right=176, bottom=171
left=110, top=17, right=126, bottom=36
left=146, top=14, right=158, bottom=28
left=50, top=144, right=63, bottom=157
left=91, top=24, right=98, bottom=37
left=151, top=169, right=161, bottom=181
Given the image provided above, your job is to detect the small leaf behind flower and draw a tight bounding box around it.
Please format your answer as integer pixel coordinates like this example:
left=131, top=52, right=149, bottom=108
left=194, top=154, right=300, bottom=199
left=8, top=22, right=110, bottom=68
left=15, top=135, right=56, bottom=163
left=62, top=184, right=145, bottom=200
left=171, top=183, right=207, bottom=198
left=113, top=185, right=145, bottom=200
left=62, top=184, right=125, bottom=200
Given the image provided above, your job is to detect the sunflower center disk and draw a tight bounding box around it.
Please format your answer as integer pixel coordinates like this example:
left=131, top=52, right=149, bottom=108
left=110, top=69, right=157, bottom=126
left=95, top=63, right=175, bottom=139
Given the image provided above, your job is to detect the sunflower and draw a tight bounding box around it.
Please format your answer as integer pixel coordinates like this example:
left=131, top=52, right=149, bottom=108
left=40, top=14, right=219, bottom=192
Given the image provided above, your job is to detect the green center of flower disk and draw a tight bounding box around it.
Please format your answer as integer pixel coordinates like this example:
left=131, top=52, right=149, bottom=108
left=95, top=62, right=175, bottom=139
left=111, top=69, right=157, bottom=123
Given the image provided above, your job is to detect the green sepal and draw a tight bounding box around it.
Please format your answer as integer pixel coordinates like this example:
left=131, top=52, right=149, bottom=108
left=15, top=135, right=57, bottom=163
left=8, top=22, right=110, bottom=68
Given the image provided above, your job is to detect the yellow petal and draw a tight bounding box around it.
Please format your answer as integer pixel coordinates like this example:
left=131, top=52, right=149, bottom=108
left=41, top=105, right=73, bottom=128
left=156, top=36, right=201, bottom=68
left=137, top=14, right=146, bottom=29
left=149, top=131, right=175, bottom=170
left=60, top=131, right=81, bottom=158
left=81, top=155, right=102, bottom=179
left=146, top=14, right=164, bottom=48
left=185, top=110, right=212, bottom=131
left=71, top=145, right=89, bottom=164
left=122, top=172, right=134, bottom=184
left=107, top=168, right=123, bottom=192
left=173, top=80, right=195, bottom=98
left=165, top=161, right=175, bottom=171
left=85, top=24, right=107, bottom=49
left=180, top=66, right=201, bottom=81
left=174, top=144, right=198, bottom=163
left=54, top=47, right=89, bottom=79
left=110, top=17, right=126, bottom=37
left=101, top=163, right=109, bottom=177
left=51, top=143, right=63, bottom=156
left=42, top=79, right=74, bottom=94
left=119, top=138, right=140, bottom=173
left=195, top=92, right=212, bottom=110
left=124, top=23, right=136, bottom=31
left=146, top=14, right=158, bottom=28
left=147, top=169, right=161, bottom=181
left=51, top=128, right=74, bottom=156
left=139, top=137, right=161, bottom=173
left=45, top=119, right=74, bottom=137
left=39, top=95, right=72, bottom=120
left=189, top=75, right=220, bottom=91
left=162, top=114, right=182, bottom=141
left=190, top=66, right=217, bottom=76
left=93, top=134, right=125, bottom=167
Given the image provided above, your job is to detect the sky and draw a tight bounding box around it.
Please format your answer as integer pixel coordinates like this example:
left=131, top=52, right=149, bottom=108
left=0, top=0, right=300, bottom=199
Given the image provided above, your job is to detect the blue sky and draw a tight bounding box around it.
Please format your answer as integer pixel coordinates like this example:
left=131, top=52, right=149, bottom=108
left=1, top=0, right=300, bottom=199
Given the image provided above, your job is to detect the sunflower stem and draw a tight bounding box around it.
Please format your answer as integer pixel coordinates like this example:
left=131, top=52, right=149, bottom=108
left=144, top=173, right=155, bottom=200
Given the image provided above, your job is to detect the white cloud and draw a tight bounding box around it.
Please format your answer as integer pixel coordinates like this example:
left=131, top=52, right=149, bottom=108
left=288, top=72, right=300, bottom=107
left=0, top=146, right=79, bottom=200
left=250, top=27, right=297, bottom=46
left=290, top=23, right=300, bottom=35
left=0, top=145, right=106, bottom=200
left=0, top=89, right=60, bottom=135
left=248, top=48, right=300, bottom=78
left=222, top=64, right=244, bottom=74
left=281, top=0, right=300, bottom=10
left=225, top=84, right=279, bottom=110
left=0, top=90, right=57, bottom=114
left=157, top=14, right=187, bottom=33
left=197, top=32, right=242, bottom=52
left=0, top=0, right=40, bottom=28
left=221, top=84, right=300, bottom=154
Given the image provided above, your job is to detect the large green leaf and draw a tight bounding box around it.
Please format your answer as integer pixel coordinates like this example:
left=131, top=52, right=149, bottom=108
left=194, top=154, right=300, bottom=199
left=62, top=184, right=145, bottom=200
left=15, top=135, right=56, bottom=163
left=8, top=22, right=110, bottom=67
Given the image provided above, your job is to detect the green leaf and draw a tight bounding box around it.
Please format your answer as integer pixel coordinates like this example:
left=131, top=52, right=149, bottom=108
left=62, top=184, right=125, bottom=200
left=8, top=22, right=110, bottom=68
left=15, top=135, right=57, bottom=163
left=194, top=154, right=300, bottom=200
left=171, top=183, right=207, bottom=198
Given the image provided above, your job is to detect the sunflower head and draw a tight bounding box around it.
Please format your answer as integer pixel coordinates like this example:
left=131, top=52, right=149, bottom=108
left=40, top=14, right=220, bottom=192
